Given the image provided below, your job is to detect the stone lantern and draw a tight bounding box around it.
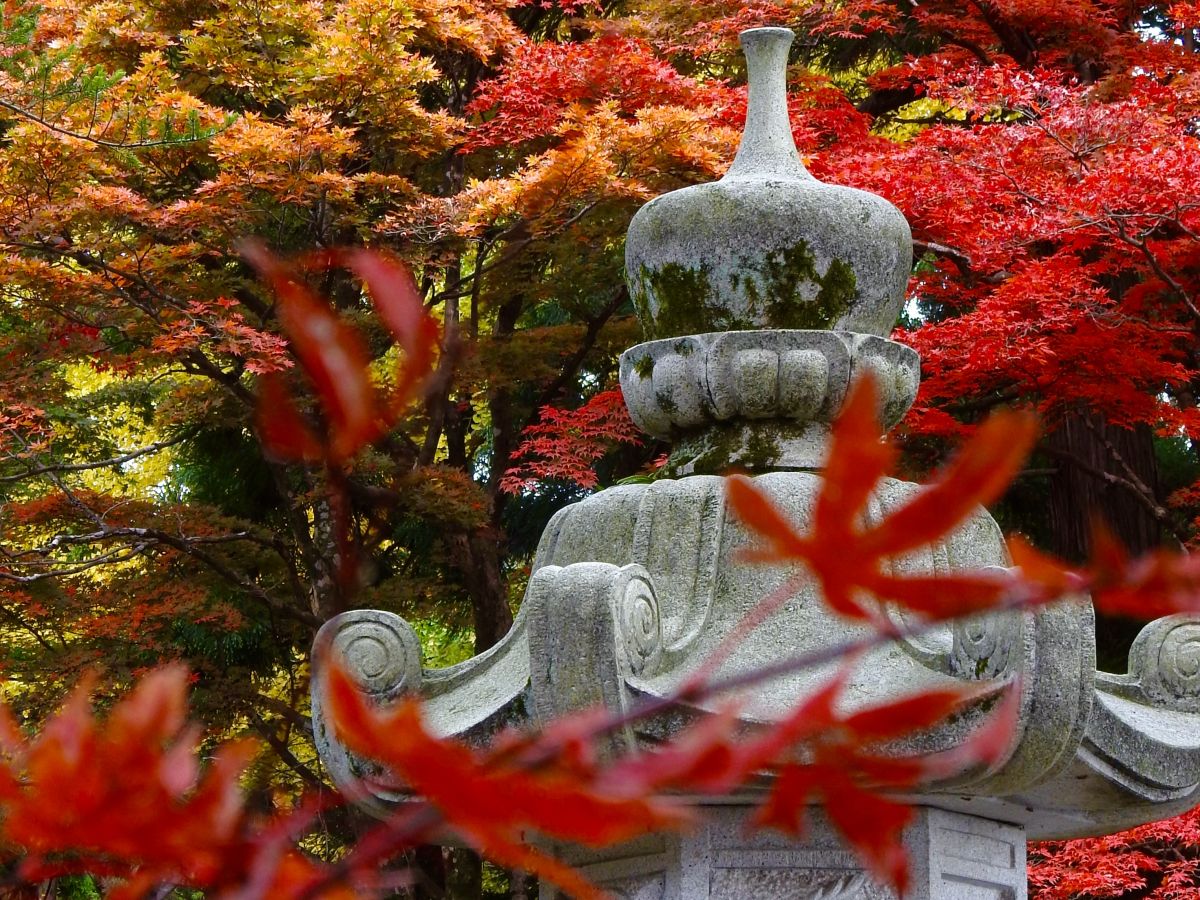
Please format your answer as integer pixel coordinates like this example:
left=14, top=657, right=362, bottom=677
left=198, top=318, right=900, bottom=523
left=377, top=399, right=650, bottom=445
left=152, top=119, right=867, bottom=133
left=311, top=27, right=1200, bottom=900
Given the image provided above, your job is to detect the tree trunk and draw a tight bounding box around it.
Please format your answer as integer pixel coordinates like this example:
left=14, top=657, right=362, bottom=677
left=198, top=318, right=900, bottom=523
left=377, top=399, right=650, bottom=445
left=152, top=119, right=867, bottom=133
left=412, top=845, right=447, bottom=899
left=448, top=529, right=514, bottom=654
left=446, top=848, right=483, bottom=899
left=1047, top=412, right=1162, bottom=560
left=1047, top=410, right=1163, bottom=671
left=307, top=496, right=344, bottom=620
left=510, top=869, right=532, bottom=900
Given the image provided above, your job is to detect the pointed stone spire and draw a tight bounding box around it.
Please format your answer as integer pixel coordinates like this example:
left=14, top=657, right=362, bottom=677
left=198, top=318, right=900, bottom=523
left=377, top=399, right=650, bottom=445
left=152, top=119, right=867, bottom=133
left=725, top=28, right=810, bottom=180
left=620, top=27, right=919, bottom=474
left=624, top=26, right=913, bottom=342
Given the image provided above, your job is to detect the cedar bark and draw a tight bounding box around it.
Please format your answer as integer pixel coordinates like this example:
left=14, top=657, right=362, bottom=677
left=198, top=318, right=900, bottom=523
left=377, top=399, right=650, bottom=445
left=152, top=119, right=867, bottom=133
left=1047, top=411, right=1163, bottom=670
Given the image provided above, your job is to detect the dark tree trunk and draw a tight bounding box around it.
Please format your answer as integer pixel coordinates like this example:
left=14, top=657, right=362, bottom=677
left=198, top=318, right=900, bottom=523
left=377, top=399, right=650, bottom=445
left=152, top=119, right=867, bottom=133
left=1047, top=412, right=1163, bottom=560
left=1047, top=410, right=1164, bottom=671
left=510, top=869, right=532, bottom=899
left=308, top=496, right=345, bottom=620
left=448, top=529, right=514, bottom=654
left=442, top=293, right=523, bottom=655
left=446, top=848, right=483, bottom=899
left=412, top=845, right=447, bottom=899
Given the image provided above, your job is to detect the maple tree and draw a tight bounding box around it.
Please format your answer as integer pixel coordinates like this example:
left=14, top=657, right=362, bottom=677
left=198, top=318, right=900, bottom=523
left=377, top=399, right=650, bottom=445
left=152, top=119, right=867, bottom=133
left=1, top=0, right=1199, bottom=895
left=1030, top=805, right=1200, bottom=899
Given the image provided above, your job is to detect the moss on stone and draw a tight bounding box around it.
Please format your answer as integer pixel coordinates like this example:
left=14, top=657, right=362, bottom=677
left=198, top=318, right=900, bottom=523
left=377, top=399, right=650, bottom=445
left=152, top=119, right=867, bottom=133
left=633, top=355, right=655, bottom=379
left=737, top=240, right=858, bottom=330
left=666, top=423, right=785, bottom=475
left=673, top=340, right=694, bottom=356
left=668, top=426, right=739, bottom=476
left=742, top=241, right=818, bottom=324
left=638, top=261, right=719, bottom=338
left=637, top=262, right=755, bottom=338
left=742, top=428, right=782, bottom=469
left=814, top=258, right=857, bottom=318
left=633, top=241, right=859, bottom=338
left=631, top=283, right=653, bottom=335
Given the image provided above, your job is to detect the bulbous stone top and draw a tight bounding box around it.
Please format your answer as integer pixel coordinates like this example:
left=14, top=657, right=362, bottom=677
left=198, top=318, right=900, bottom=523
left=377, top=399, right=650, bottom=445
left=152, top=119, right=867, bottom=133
left=624, top=27, right=913, bottom=340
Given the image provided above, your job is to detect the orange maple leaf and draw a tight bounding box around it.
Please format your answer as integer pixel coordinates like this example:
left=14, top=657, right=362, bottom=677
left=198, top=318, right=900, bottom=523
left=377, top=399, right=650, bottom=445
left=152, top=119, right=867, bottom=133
left=727, top=373, right=1038, bottom=621
left=322, top=659, right=693, bottom=899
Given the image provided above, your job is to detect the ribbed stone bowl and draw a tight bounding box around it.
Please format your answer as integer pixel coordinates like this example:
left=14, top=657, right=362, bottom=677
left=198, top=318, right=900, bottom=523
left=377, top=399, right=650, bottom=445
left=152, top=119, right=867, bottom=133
left=619, top=329, right=920, bottom=440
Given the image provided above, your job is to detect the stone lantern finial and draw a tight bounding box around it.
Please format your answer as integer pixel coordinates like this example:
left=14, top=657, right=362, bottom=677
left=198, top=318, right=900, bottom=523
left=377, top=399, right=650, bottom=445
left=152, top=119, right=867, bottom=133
left=728, top=27, right=808, bottom=178
left=625, top=26, right=911, bottom=342
left=620, top=30, right=918, bottom=475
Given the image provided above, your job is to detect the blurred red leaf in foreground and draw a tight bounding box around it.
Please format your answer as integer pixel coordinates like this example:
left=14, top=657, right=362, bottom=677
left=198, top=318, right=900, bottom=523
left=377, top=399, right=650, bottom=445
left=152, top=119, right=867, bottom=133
left=0, top=665, right=356, bottom=899
left=726, top=375, right=1038, bottom=622
left=324, top=640, right=1019, bottom=896
left=241, top=243, right=439, bottom=465
left=6, top=340, right=1198, bottom=899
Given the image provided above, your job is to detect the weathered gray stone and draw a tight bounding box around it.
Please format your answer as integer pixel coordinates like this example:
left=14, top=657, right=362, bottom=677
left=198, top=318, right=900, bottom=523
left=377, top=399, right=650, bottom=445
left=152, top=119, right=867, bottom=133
left=624, top=28, right=912, bottom=340
left=618, top=330, right=918, bottom=471
left=544, top=806, right=1027, bottom=900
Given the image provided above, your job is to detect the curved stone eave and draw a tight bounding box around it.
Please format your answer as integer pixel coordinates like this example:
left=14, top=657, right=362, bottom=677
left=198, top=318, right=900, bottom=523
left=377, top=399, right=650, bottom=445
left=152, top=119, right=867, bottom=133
left=963, top=752, right=1200, bottom=840
left=624, top=677, right=1012, bottom=768
left=625, top=652, right=1001, bottom=757
left=310, top=608, right=535, bottom=818
left=1083, top=690, right=1200, bottom=798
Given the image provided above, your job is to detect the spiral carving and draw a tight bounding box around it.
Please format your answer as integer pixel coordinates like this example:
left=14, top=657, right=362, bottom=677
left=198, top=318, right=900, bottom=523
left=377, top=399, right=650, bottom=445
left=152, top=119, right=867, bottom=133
left=951, top=611, right=1020, bottom=681
left=618, top=573, right=663, bottom=676
left=1159, top=624, right=1200, bottom=698
left=330, top=611, right=422, bottom=697
left=1126, top=615, right=1200, bottom=712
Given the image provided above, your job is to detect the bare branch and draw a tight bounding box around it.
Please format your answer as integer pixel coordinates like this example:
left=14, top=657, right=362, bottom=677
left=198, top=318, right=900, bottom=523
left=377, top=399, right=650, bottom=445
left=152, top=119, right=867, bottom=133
left=0, top=98, right=231, bottom=150
left=0, top=432, right=197, bottom=484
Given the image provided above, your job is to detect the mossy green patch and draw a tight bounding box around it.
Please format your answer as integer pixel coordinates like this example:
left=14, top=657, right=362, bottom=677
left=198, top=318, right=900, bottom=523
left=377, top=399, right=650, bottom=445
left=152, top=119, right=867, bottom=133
left=632, top=241, right=858, bottom=338
left=666, top=423, right=788, bottom=476
left=741, top=240, right=858, bottom=330
left=655, top=390, right=679, bottom=415
left=814, top=258, right=857, bottom=319
left=633, top=355, right=655, bottom=379
left=636, top=262, right=751, bottom=338
left=743, top=429, right=783, bottom=469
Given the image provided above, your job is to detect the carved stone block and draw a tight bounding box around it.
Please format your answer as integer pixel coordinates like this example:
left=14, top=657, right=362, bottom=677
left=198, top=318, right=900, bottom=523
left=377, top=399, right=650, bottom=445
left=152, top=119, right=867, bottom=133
left=543, top=806, right=1025, bottom=900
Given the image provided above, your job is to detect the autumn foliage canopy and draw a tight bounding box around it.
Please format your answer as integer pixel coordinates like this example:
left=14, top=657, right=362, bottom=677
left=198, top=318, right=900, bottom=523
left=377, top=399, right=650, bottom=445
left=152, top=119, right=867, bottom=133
left=1, top=0, right=1199, bottom=896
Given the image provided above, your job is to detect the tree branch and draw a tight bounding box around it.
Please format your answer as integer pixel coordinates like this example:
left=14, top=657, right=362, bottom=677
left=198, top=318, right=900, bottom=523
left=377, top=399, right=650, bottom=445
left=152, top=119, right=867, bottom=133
left=0, top=432, right=197, bottom=484
left=0, top=98, right=231, bottom=150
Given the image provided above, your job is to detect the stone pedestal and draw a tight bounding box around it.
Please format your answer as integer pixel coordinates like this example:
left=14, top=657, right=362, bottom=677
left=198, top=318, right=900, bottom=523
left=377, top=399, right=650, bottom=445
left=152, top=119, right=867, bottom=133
left=550, top=807, right=1026, bottom=900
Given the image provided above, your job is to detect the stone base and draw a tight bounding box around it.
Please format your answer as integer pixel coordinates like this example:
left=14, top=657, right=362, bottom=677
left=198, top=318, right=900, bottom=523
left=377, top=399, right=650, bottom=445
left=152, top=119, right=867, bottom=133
left=546, top=806, right=1026, bottom=900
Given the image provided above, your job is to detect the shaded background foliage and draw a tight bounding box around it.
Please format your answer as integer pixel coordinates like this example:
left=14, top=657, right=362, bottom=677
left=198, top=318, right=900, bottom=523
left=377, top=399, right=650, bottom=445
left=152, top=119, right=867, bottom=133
left=0, top=0, right=1198, bottom=895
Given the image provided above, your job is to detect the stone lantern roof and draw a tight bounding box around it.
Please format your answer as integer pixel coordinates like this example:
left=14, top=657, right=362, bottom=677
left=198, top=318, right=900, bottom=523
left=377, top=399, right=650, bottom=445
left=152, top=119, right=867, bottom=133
left=311, top=27, right=1200, bottom=900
